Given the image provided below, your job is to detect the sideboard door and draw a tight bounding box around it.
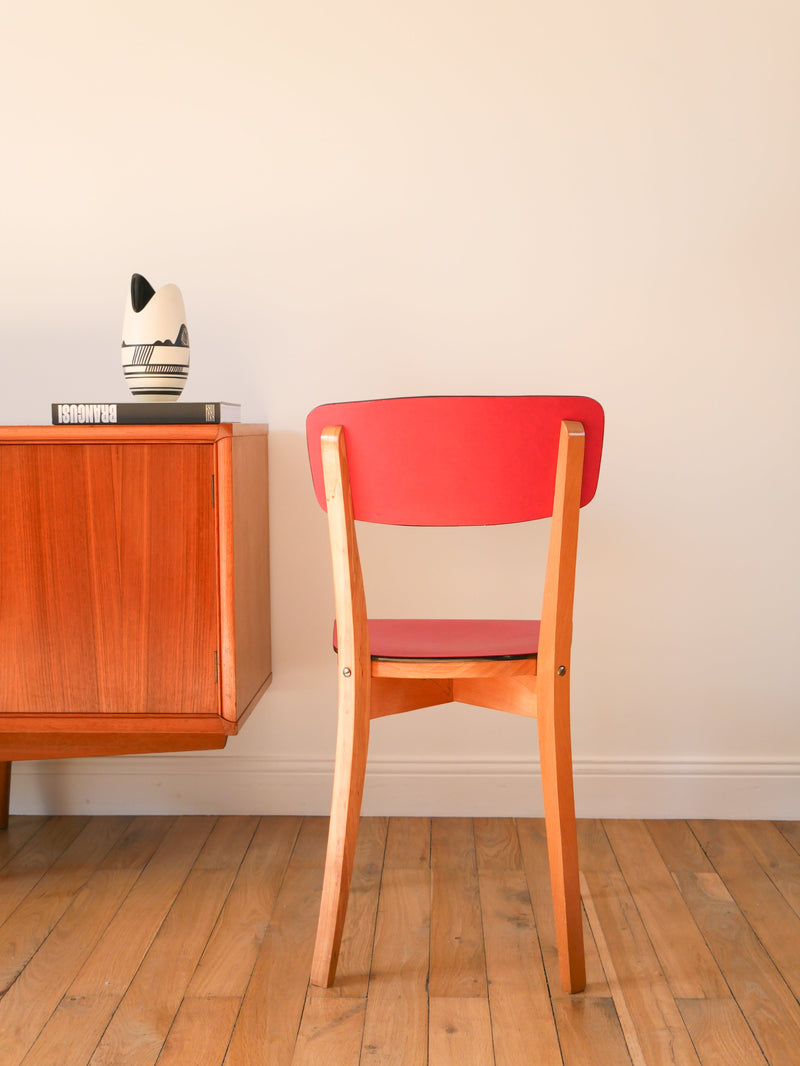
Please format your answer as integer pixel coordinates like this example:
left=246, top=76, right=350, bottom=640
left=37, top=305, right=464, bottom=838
left=0, top=442, right=220, bottom=718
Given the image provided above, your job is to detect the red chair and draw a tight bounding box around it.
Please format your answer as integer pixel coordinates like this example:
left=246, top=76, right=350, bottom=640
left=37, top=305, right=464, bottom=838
left=306, top=395, right=604, bottom=994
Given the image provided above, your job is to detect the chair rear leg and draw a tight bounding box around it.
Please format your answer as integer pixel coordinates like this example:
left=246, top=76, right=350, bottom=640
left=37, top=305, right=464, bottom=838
left=311, top=676, right=370, bottom=987
left=537, top=687, right=586, bottom=994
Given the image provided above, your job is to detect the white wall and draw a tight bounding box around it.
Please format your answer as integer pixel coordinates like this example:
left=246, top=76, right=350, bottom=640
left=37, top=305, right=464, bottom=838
left=3, top=1, right=799, bottom=818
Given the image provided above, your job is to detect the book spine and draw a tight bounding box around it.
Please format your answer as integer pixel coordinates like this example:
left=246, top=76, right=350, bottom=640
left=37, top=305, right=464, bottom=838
left=52, top=403, right=230, bottom=425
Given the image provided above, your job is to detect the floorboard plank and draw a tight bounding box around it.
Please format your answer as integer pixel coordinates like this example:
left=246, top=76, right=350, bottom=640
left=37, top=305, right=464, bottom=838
left=88, top=818, right=253, bottom=1066
left=430, top=818, right=487, bottom=998
left=671, top=866, right=800, bottom=1066
left=291, top=997, right=366, bottom=1065
left=474, top=816, right=560, bottom=1063
left=19, top=817, right=215, bottom=1064
left=551, top=998, right=633, bottom=1066
left=382, top=816, right=430, bottom=870
left=188, top=816, right=301, bottom=999
left=155, top=997, right=240, bottom=1066
left=474, top=816, right=523, bottom=873
left=68, top=816, right=217, bottom=999
left=603, top=820, right=728, bottom=999
left=0, top=869, right=139, bottom=1066
left=645, top=820, right=714, bottom=875
left=100, top=816, right=176, bottom=872
left=689, top=820, right=800, bottom=1001
left=429, top=996, right=494, bottom=1066
left=0, top=817, right=49, bottom=871
left=775, top=821, right=800, bottom=855
left=0, top=817, right=132, bottom=992
left=222, top=818, right=324, bottom=1066
left=19, top=995, right=116, bottom=1066
left=734, top=820, right=800, bottom=920
left=677, top=998, right=769, bottom=1066
left=0, top=817, right=89, bottom=928
left=478, top=868, right=563, bottom=1065
left=581, top=867, right=701, bottom=1064
left=649, top=819, right=800, bottom=1066
left=360, top=818, right=430, bottom=1066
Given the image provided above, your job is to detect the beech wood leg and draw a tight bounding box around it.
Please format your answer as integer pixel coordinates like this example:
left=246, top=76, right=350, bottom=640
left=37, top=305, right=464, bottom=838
left=310, top=677, right=370, bottom=987
left=0, top=762, right=11, bottom=830
left=537, top=685, right=586, bottom=994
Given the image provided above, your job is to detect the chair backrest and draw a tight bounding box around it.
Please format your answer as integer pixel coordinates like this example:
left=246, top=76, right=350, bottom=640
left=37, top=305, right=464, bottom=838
left=306, top=396, right=604, bottom=526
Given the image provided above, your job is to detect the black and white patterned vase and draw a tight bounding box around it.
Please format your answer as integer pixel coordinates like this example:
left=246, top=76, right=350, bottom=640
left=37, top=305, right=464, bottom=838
left=121, top=274, right=190, bottom=401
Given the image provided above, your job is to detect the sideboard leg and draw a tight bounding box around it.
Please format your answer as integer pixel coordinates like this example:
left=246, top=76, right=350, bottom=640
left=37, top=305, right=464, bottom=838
left=0, top=762, right=11, bottom=829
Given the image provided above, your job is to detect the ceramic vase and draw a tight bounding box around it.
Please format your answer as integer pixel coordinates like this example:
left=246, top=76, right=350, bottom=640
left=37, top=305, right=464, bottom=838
left=121, top=274, right=190, bottom=401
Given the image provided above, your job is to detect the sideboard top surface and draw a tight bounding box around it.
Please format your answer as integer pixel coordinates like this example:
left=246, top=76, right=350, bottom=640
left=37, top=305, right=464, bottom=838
left=0, top=424, right=268, bottom=444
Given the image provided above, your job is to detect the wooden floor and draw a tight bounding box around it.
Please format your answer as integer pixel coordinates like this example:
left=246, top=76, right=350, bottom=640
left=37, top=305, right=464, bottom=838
left=1, top=816, right=799, bottom=1065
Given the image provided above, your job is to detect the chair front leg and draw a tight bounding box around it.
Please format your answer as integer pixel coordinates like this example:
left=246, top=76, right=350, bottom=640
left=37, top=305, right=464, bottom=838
left=311, top=666, right=371, bottom=988
left=537, top=679, right=586, bottom=994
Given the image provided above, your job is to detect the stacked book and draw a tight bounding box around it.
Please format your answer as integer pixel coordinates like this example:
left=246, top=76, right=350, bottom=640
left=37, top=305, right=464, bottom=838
left=52, top=402, right=241, bottom=426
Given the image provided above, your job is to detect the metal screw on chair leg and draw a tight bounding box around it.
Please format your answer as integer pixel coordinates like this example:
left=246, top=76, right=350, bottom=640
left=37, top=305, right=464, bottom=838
left=342, top=667, right=352, bottom=677
left=558, top=665, right=566, bottom=676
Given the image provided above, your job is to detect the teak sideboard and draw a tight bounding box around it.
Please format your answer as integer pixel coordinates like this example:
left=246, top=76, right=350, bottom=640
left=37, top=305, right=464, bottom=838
left=0, top=423, right=271, bottom=826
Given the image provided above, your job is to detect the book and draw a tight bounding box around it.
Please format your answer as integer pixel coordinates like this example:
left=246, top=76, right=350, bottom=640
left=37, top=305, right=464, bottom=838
left=52, top=402, right=242, bottom=426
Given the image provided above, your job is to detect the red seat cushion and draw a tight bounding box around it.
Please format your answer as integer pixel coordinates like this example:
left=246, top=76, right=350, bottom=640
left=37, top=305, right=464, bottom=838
left=333, top=618, right=540, bottom=660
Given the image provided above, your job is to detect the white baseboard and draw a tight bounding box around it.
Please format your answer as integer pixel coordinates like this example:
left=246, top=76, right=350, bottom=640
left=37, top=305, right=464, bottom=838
left=9, top=755, right=800, bottom=819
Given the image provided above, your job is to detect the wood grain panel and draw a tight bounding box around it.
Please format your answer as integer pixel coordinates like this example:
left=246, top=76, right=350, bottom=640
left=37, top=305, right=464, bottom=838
left=0, top=731, right=228, bottom=761
left=0, top=442, right=218, bottom=720
left=230, top=431, right=272, bottom=719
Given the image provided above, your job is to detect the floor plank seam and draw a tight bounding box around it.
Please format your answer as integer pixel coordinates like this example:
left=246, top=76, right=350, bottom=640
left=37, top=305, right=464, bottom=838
left=579, top=871, right=647, bottom=1066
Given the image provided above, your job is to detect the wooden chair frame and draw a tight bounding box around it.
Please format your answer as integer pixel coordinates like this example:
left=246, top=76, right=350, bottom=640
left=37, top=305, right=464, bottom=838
left=311, top=418, right=588, bottom=994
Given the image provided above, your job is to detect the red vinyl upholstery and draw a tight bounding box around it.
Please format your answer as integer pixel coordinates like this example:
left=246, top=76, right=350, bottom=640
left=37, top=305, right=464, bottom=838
left=307, top=395, right=604, bottom=526
left=334, top=618, right=541, bottom=660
